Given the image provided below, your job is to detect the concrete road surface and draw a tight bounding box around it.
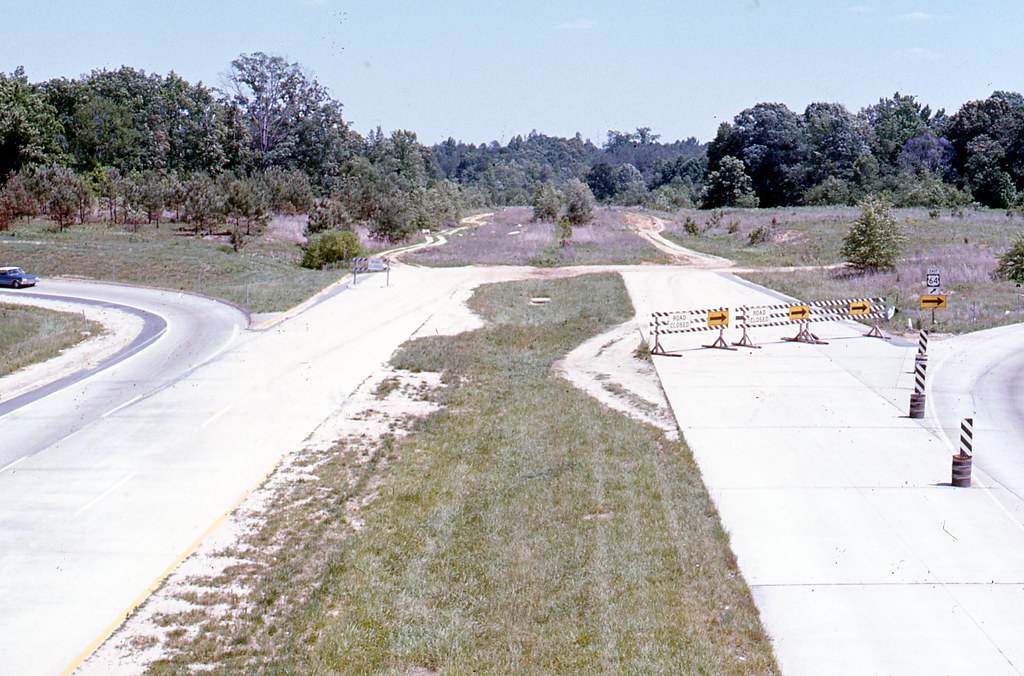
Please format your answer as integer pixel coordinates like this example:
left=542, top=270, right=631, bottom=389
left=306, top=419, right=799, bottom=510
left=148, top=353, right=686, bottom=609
left=0, top=264, right=556, bottom=675
left=622, top=268, right=1024, bottom=675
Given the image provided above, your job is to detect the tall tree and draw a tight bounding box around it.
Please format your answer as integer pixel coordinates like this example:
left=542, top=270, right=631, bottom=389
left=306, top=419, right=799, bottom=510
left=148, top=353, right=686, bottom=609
left=224, top=52, right=354, bottom=179
left=0, top=68, right=66, bottom=178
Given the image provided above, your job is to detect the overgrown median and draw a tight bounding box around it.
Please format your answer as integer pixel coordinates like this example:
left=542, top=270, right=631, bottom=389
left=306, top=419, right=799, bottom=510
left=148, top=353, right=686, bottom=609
left=142, top=272, right=776, bottom=673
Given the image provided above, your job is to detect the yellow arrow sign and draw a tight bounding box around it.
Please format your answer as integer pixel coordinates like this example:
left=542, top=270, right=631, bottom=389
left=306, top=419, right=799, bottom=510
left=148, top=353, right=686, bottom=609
left=788, top=304, right=809, bottom=321
left=919, top=294, right=947, bottom=309
left=850, top=301, right=871, bottom=315
left=707, top=309, right=729, bottom=327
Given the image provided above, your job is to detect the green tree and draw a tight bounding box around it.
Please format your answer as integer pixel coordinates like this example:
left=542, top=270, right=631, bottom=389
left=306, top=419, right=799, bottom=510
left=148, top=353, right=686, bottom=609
left=225, top=52, right=355, bottom=179
left=996, top=233, right=1024, bottom=283
left=702, top=155, right=758, bottom=208
left=0, top=67, right=66, bottom=178
left=841, top=196, right=904, bottom=271
left=531, top=181, right=560, bottom=221
left=306, top=198, right=352, bottom=234
left=563, top=178, right=594, bottom=225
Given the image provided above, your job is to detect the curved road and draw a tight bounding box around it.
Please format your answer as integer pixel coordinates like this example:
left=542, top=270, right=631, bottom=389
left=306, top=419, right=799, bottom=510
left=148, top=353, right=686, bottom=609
left=0, top=280, right=247, bottom=675
left=0, top=264, right=566, bottom=675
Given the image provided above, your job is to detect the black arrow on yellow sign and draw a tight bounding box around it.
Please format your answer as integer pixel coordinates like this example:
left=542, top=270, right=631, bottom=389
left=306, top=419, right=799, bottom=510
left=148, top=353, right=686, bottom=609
left=708, top=310, right=729, bottom=326
left=850, top=302, right=870, bottom=315
left=920, top=295, right=947, bottom=308
left=789, top=305, right=809, bottom=320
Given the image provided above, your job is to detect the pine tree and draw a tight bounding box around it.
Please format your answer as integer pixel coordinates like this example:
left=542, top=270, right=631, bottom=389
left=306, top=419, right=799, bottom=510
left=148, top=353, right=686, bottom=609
left=841, top=196, right=904, bottom=270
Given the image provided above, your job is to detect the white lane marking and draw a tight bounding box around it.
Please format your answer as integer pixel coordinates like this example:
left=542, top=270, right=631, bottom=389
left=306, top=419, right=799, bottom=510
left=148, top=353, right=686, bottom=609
left=1, top=456, right=27, bottom=474
left=76, top=474, right=134, bottom=516
left=201, top=403, right=234, bottom=429
left=101, top=394, right=143, bottom=419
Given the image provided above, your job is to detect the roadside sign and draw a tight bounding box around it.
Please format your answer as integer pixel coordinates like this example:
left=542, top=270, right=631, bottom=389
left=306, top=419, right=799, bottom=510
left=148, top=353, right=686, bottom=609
left=849, top=300, right=871, bottom=316
left=707, top=309, right=729, bottom=327
left=926, top=267, right=941, bottom=294
left=788, top=304, right=809, bottom=321
left=367, top=257, right=389, bottom=271
left=664, top=311, right=693, bottom=332
left=744, top=306, right=771, bottom=326
left=919, top=294, right=947, bottom=309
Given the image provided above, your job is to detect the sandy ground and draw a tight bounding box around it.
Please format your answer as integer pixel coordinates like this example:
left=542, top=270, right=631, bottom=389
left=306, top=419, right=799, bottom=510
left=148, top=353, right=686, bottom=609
left=0, top=292, right=144, bottom=404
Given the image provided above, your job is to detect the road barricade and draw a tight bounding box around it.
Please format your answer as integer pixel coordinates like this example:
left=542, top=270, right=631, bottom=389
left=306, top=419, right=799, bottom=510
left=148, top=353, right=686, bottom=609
left=649, top=296, right=890, bottom=354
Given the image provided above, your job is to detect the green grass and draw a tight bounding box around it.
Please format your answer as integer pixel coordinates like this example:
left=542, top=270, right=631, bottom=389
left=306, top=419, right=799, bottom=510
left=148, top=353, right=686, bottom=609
left=0, top=219, right=345, bottom=313
left=145, top=273, right=776, bottom=674
left=0, top=303, right=101, bottom=377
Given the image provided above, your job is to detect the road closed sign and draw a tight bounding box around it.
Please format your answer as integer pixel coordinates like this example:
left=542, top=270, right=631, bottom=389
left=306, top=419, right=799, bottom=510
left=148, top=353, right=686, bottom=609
left=744, top=306, right=772, bottom=326
left=664, top=311, right=693, bottom=332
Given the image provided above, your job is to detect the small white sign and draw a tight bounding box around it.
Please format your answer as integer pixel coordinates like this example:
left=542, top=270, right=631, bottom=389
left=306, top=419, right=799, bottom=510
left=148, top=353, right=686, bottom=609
left=665, top=312, right=693, bottom=331
left=745, top=306, right=772, bottom=326
left=926, top=267, right=940, bottom=290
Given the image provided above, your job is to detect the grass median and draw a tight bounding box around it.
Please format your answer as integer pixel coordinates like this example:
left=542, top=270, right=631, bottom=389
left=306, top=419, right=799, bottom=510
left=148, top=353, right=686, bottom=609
left=145, top=272, right=776, bottom=673
left=0, top=303, right=101, bottom=377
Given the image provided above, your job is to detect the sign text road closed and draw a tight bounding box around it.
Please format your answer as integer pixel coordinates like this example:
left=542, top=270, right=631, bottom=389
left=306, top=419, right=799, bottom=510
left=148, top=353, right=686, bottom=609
left=664, top=312, right=693, bottom=332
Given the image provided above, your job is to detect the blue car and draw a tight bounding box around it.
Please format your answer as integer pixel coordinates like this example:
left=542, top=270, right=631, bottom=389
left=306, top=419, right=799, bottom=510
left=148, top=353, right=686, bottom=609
left=0, top=267, right=39, bottom=288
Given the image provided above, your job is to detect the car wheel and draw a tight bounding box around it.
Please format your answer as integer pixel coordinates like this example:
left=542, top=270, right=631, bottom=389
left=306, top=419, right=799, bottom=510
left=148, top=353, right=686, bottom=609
left=11, top=279, right=20, bottom=288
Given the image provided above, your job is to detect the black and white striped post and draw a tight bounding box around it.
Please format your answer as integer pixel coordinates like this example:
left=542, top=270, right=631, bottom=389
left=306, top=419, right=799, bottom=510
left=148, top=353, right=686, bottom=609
left=952, top=417, right=973, bottom=487
left=909, top=360, right=927, bottom=418
left=916, top=329, right=929, bottom=366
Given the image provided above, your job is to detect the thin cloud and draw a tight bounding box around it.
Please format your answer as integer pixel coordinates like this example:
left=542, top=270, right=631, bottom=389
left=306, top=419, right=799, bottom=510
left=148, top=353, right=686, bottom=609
left=847, top=5, right=875, bottom=13
left=896, top=11, right=950, bottom=21
left=895, top=47, right=942, bottom=62
left=556, top=19, right=598, bottom=31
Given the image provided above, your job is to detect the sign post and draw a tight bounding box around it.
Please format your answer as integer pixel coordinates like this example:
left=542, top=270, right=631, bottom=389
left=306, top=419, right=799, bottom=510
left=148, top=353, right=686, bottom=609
left=924, top=267, right=942, bottom=325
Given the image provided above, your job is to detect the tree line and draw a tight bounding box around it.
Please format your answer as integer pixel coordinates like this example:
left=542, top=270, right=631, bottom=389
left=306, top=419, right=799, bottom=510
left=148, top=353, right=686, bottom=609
left=4, top=54, right=1024, bottom=247
left=0, top=55, right=464, bottom=245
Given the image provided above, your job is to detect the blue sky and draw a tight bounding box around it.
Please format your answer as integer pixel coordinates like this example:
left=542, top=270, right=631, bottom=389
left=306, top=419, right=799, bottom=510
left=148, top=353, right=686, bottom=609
left=3, top=1, right=1023, bottom=145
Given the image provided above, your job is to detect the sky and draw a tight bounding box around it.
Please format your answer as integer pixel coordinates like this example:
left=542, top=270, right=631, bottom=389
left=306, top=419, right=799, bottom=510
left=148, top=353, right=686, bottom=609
left=4, top=1, right=1024, bottom=146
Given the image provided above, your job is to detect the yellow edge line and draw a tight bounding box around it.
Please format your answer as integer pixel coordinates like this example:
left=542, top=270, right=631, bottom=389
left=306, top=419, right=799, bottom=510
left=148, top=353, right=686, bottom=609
left=62, top=467, right=277, bottom=675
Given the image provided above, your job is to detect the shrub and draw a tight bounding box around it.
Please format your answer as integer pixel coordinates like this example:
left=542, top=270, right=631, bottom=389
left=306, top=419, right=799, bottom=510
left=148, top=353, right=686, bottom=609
left=301, top=230, right=362, bottom=269
left=564, top=179, right=595, bottom=225
left=996, top=233, right=1024, bottom=283
left=531, top=181, right=560, bottom=222
left=841, top=196, right=905, bottom=271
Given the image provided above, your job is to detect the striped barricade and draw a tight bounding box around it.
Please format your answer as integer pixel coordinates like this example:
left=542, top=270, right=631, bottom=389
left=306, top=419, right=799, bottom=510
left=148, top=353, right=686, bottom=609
left=648, top=307, right=731, bottom=355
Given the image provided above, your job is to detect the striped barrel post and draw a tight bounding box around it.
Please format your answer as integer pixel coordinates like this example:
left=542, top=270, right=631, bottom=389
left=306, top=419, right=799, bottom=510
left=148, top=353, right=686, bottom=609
left=959, top=417, right=974, bottom=457
left=952, top=417, right=974, bottom=487
left=914, top=360, right=927, bottom=395
left=909, top=360, right=927, bottom=418
left=917, top=329, right=929, bottom=356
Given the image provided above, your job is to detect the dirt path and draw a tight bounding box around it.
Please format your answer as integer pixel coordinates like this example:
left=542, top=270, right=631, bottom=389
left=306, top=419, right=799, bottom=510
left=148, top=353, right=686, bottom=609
left=623, top=212, right=733, bottom=269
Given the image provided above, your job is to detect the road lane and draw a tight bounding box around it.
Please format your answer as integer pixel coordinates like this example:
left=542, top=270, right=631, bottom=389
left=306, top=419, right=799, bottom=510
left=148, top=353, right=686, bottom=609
left=621, top=267, right=1024, bottom=674
left=0, top=280, right=246, bottom=470
left=0, top=264, right=559, bottom=675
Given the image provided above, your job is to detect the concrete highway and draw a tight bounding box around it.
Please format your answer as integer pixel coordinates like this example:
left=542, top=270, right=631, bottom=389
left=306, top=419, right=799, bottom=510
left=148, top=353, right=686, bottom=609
left=5, top=264, right=1024, bottom=674
left=622, top=267, right=1024, bottom=675
left=0, top=264, right=556, bottom=675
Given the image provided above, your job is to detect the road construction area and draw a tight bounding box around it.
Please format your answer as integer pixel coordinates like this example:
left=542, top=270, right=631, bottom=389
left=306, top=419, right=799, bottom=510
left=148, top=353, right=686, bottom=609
left=3, top=247, right=1024, bottom=673
left=622, top=267, right=1024, bottom=674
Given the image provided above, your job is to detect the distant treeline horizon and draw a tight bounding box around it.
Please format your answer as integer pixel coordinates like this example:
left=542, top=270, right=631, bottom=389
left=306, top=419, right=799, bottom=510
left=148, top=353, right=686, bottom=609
left=2, top=53, right=1023, bottom=240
